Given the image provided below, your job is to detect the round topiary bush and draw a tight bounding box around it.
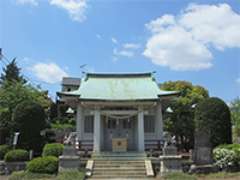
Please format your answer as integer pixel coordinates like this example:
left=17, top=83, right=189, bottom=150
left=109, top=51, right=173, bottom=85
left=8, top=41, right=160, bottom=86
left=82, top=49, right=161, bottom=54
left=27, top=156, right=58, bottom=174
left=4, top=149, right=29, bottom=162
left=195, top=97, right=232, bottom=147
left=42, top=143, right=64, bottom=157
left=0, top=145, right=11, bottom=160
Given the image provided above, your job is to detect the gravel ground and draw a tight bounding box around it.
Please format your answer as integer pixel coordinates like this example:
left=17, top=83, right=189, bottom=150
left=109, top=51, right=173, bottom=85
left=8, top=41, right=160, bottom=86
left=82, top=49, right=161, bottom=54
left=0, top=175, right=9, bottom=180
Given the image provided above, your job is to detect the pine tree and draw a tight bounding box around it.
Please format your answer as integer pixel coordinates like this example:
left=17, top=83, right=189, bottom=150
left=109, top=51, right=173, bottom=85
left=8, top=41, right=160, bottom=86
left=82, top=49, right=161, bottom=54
left=0, top=58, right=26, bottom=85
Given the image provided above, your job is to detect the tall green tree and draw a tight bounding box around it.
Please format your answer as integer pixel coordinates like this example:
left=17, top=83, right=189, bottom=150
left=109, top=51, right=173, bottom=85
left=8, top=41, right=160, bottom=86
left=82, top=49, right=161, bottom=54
left=0, top=58, right=26, bottom=85
left=160, top=81, right=209, bottom=151
left=12, top=101, right=47, bottom=151
left=0, top=82, right=51, bottom=133
left=0, top=59, right=51, bottom=144
left=195, top=97, right=232, bottom=147
left=230, top=97, right=240, bottom=142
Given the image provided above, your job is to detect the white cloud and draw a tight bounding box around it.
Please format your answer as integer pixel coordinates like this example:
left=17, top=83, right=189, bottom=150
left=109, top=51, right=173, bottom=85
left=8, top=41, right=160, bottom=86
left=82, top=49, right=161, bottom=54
left=32, top=62, right=68, bottom=84
left=113, top=48, right=134, bottom=58
left=144, top=3, right=240, bottom=71
left=16, top=0, right=87, bottom=22
left=16, top=0, right=38, bottom=6
left=49, top=0, right=87, bottom=22
left=112, top=42, right=141, bottom=60
left=123, top=43, right=140, bottom=49
left=237, top=77, right=240, bottom=84
left=111, top=37, right=118, bottom=44
left=96, top=34, right=102, bottom=39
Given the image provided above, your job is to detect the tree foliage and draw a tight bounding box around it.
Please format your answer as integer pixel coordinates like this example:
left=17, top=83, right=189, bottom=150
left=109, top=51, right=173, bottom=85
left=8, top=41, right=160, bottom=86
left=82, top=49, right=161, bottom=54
left=195, top=97, right=232, bottom=147
left=12, top=101, right=47, bottom=151
left=0, top=60, right=51, bottom=144
left=0, top=58, right=26, bottom=85
left=230, top=97, right=240, bottom=142
left=0, top=82, right=51, bottom=132
left=160, top=81, right=209, bottom=151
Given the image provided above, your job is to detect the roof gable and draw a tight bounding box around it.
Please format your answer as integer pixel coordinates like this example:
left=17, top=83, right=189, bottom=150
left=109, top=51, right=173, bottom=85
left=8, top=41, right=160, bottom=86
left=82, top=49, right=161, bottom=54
left=59, top=72, right=179, bottom=101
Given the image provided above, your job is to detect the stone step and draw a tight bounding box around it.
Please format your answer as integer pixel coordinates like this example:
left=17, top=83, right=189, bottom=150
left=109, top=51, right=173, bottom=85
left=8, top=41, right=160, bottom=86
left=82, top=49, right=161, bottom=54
left=93, top=158, right=147, bottom=161
left=94, top=159, right=145, bottom=163
left=92, top=155, right=146, bottom=159
left=94, top=161, right=144, bottom=165
left=93, top=172, right=146, bottom=176
left=90, top=175, right=148, bottom=179
left=89, top=179, right=149, bottom=180
left=92, top=152, right=146, bottom=157
left=93, top=170, right=146, bottom=174
left=88, top=153, right=151, bottom=180
left=94, top=163, right=145, bottom=167
left=94, top=167, right=146, bottom=171
left=94, top=164, right=145, bottom=168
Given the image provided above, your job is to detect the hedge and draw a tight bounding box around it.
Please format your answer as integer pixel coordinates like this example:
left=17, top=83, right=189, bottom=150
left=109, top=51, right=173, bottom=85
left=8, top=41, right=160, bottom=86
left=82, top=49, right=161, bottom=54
left=4, top=149, right=29, bottom=162
left=27, top=156, right=58, bottom=174
left=213, top=144, right=240, bottom=169
left=42, top=143, right=64, bottom=157
left=0, top=144, right=11, bottom=160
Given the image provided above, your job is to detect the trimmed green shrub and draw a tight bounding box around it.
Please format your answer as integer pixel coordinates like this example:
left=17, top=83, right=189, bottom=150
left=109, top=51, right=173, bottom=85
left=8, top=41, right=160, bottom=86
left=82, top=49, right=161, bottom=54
left=42, top=143, right=64, bottom=157
left=195, top=97, right=232, bottom=147
left=4, top=149, right=29, bottom=162
left=213, top=144, right=240, bottom=169
left=218, top=144, right=240, bottom=153
left=27, top=156, right=58, bottom=174
left=0, top=144, right=11, bottom=160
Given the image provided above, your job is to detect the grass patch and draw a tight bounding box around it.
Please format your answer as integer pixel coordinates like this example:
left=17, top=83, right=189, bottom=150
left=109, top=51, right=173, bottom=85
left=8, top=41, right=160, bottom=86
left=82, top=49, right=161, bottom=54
left=163, top=172, right=197, bottom=180
left=56, top=170, right=85, bottom=180
left=9, top=171, right=54, bottom=180
left=198, top=172, right=240, bottom=179
left=9, top=170, right=85, bottom=180
left=162, top=172, right=240, bottom=180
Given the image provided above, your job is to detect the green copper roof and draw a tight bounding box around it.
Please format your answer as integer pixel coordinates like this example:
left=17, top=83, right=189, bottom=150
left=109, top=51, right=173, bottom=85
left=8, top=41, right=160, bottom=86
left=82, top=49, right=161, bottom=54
left=59, top=72, right=178, bottom=101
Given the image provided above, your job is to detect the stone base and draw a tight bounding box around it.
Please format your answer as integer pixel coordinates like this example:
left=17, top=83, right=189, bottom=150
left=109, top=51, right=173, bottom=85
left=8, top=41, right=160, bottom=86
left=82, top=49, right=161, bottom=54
left=189, top=164, right=219, bottom=174
left=159, top=155, right=182, bottom=176
left=163, top=146, right=177, bottom=156
left=59, top=155, right=81, bottom=171
left=5, top=162, right=27, bottom=175
left=62, top=146, right=77, bottom=156
left=0, top=161, right=5, bottom=175
left=193, top=147, right=213, bottom=165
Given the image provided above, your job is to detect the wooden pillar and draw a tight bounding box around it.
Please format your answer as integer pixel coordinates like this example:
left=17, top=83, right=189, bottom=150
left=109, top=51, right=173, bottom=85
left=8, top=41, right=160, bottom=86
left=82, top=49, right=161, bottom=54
left=76, top=104, right=83, bottom=140
left=94, top=108, right=101, bottom=152
left=138, top=107, right=145, bottom=152
left=155, top=102, right=163, bottom=140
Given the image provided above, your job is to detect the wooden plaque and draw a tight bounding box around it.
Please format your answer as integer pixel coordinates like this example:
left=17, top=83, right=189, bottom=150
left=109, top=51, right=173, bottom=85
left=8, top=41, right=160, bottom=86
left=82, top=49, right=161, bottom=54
left=112, top=138, right=127, bottom=152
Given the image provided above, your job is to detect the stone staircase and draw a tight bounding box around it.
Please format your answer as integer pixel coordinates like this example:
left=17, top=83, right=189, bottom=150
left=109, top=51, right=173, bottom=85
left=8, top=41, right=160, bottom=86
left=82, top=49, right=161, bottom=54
left=87, top=152, right=154, bottom=179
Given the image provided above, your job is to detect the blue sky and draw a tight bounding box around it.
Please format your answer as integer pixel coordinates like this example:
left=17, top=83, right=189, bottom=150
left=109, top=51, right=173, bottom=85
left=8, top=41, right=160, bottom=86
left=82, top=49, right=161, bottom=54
left=0, top=0, right=239, bottom=102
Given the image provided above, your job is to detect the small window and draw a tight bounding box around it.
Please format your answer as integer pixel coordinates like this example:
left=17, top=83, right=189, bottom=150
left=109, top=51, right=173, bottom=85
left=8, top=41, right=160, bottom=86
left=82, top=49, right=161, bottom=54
left=67, top=88, right=71, bottom=92
left=84, top=116, right=94, bottom=133
left=144, top=115, right=155, bottom=133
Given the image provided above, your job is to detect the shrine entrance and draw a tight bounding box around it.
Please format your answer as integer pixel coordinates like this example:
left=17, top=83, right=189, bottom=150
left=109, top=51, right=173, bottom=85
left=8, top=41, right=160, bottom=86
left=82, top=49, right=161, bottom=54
left=103, top=115, right=137, bottom=152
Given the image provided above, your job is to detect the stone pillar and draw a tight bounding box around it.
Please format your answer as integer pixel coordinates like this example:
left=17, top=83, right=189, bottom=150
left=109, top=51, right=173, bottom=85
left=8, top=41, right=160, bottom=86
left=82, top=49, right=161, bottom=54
left=138, top=107, right=145, bottom=152
left=93, top=108, right=101, bottom=152
left=76, top=104, right=83, bottom=140
left=155, top=102, right=163, bottom=139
